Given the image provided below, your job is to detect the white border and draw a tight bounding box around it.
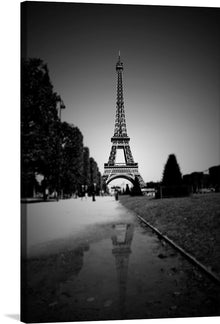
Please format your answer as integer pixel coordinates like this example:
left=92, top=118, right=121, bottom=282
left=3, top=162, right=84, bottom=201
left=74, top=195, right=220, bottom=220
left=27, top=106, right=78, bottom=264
left=0, top=0, right=219, bottom=323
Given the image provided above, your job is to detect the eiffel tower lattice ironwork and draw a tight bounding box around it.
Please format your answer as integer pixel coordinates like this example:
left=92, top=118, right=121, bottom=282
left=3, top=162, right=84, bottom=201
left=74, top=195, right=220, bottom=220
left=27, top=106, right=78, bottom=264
left=103, top=53, right=145, bottom=187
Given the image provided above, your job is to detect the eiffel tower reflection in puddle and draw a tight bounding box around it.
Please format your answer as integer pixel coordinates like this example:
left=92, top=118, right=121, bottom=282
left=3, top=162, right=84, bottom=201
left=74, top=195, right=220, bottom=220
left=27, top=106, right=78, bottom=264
left=111, top=223, right=134, bottom=318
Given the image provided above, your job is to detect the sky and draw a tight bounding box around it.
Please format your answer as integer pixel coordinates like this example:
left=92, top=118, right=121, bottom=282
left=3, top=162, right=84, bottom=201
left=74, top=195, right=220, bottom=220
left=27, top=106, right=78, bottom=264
left=23, top=0, right=220, bottom=183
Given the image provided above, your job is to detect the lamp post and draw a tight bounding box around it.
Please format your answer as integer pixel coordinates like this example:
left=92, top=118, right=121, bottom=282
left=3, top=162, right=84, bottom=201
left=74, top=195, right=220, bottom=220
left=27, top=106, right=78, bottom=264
left=57, top=96, right=66, bottom=200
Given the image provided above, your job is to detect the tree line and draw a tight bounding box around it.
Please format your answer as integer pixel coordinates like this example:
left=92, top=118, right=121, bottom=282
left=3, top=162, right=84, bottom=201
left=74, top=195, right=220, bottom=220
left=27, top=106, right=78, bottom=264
left=146, top=154, right=220, bottom=198
left=21, top=58, right=102, bottom=198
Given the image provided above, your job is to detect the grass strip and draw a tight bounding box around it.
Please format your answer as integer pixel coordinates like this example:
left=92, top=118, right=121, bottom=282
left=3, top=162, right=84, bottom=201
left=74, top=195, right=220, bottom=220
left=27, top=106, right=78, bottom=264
left=119, top=193, right=220, bottom=275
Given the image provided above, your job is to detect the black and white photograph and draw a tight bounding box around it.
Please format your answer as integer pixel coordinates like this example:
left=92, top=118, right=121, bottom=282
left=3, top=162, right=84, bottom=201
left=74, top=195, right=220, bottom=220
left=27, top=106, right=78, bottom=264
left=19, top=0, right=220, bottom=323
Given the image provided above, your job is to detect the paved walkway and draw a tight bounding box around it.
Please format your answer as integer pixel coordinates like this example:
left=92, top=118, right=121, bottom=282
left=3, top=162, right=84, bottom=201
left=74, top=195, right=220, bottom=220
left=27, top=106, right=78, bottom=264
left=24, top=196, right=133, bottom=255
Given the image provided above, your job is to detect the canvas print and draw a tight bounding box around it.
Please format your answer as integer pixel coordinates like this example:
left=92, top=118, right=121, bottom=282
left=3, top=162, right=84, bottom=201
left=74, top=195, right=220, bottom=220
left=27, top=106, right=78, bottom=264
left=21, top=1, right=220, bottom=323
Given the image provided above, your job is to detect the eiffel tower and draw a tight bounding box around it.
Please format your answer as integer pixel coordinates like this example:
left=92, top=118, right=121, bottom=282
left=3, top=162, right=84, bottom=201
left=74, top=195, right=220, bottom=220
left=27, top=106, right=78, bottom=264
left=103, top=53, right=145, bottom=187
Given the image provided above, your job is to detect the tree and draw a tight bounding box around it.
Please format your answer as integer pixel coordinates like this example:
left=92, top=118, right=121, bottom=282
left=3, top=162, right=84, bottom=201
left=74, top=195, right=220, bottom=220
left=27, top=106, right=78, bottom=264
left=21, top=58, right=60, bottom=197
left=89, top=157, right=102, bottom=195
left=89, top=157, right=98, bottom=193
left=60, top=122, right=84, bottom=196
left=162, top=154, right=182, bottom=186
left=21, top=58, right=102, bottom=199
left=130, top=176, right=143, bottom=196
left=82, top=147, right=91, bottom=187
left=209, top=165, right=220, bottom=191
left=96, top=171, right=102, bottom=194
left=125, top=184, right=130, bottom=195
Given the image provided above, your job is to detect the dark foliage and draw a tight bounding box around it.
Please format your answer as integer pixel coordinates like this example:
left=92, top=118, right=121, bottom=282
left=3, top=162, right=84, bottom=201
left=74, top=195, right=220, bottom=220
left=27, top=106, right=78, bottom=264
left=183, top=165, right=220, bottom=193
left=21, top=58, right=101, bottom=198
left=82, top=147, right=91, bottom=186
left=162, top=154, right=183, bottom=186
left=130, top=176, right=143, bottom=196
left=21, top=58, right=60, bottom=197
left=125, top=184, right=130, bottom=194
left=209, top=165, right=220, bottom=191
left=89, top=158, right=102, bottom=195
left=183, top=172, right=204, bottom=193
left=60, top=122, right=84, bottom=196
left=157, top=154, right=189, bottom=198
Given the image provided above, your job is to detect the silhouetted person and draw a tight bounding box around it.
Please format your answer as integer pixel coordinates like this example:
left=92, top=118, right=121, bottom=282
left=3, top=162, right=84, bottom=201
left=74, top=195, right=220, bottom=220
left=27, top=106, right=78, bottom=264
left=55, top=191, right=58, bottom=201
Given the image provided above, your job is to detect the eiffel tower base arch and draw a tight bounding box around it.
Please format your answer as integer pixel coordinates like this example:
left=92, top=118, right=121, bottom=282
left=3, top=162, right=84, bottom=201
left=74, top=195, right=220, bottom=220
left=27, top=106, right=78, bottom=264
left=103, top=164, right=146, bottom=188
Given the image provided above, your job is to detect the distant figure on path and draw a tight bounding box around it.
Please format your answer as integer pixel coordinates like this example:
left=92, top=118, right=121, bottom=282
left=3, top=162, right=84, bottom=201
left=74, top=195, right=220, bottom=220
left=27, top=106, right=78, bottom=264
left=114, top=189, right=119, bottom=201
left=55, top=191, right=58, bottom=201
left=43, top=188, right=49, bottom=201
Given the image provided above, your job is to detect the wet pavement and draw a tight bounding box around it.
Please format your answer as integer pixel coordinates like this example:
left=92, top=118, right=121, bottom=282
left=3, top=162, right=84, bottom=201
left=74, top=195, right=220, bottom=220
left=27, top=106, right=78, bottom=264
left=22, top=197, right=220, bottom=322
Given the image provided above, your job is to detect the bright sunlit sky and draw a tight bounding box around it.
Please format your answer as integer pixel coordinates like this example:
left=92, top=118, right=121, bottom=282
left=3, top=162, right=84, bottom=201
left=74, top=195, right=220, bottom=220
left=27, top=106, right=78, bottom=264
left=24, top=0, right=220, bottom=182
